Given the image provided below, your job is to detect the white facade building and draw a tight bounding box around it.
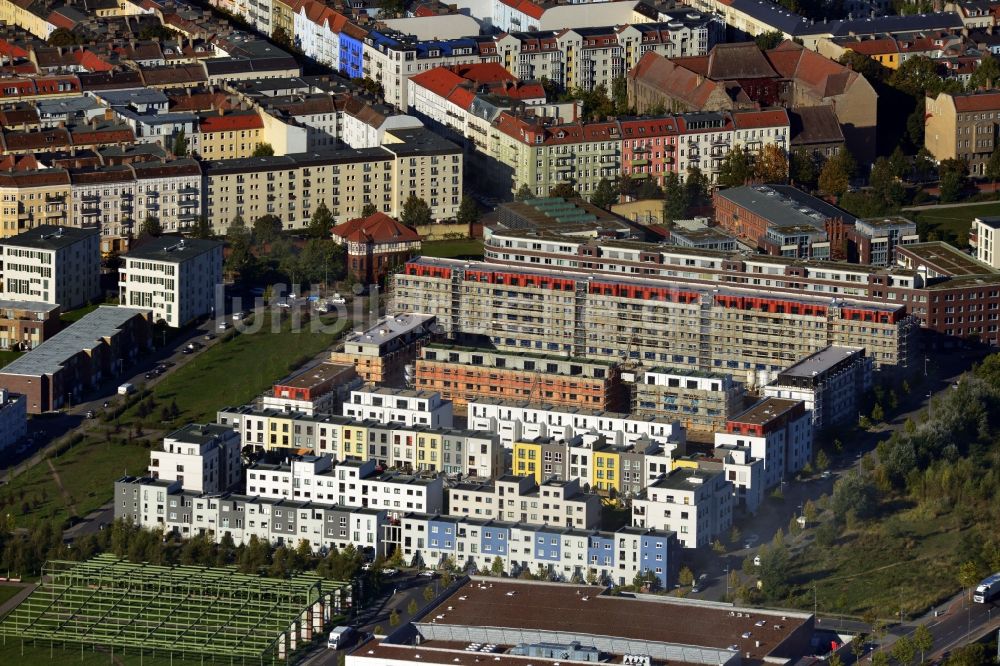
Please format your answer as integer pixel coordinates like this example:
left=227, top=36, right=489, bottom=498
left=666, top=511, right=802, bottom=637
left=246, top=454, right=444, bottom=519
left=467, top=399, right=684, bottom=450
left=0, top=389, right=27, bottom=451
left=972, top=216, right=1000, bottom=269
left=342, top=388, right=453, bottom=428
left=631, top=468, right=734, bottom=549
left=0, top=225, right=100, bottom=309
left=148, top=423, right=242, bottom=494
left=713, top=398, right=813, bottom=491
left=448, top=475, right=601, bottom=529
left=119, top=236, right=223, bottom=328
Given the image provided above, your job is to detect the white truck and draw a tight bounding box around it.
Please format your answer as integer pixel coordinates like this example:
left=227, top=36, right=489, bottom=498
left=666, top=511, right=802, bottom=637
left=327, top=625, right=356, bottom=650
left=973, top=572, right=1000, bottom=603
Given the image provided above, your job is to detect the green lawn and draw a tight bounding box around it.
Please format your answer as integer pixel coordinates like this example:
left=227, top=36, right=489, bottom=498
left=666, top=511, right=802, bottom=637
left=0, top=640, right=225, bottom=665
left=783, top=505, right=967, bottom=617
left=123, top=312, right=350, bottom=425
left=910, top=201, right=1000, bottom=248
left=0, top=313, right=349, bottom=530
left=59, top=302, right=102, bottom=325
left=0, top=350, right=23, bottom=370
left=0, top=585, right=24, bottom=608
left=419, top=238, right=484, bottom=259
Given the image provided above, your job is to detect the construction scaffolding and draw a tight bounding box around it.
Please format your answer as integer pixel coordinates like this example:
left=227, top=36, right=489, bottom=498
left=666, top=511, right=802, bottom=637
left=0, top=554, right=349, bottom=663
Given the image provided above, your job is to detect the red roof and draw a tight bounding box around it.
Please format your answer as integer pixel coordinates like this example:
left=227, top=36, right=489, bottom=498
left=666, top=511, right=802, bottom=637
left=953, top=91, right=1000, bottom=112
left=0, top=39, right=29, bottom=59
left=498, top=0, right=545, bottom=20
left=74, top=49, right=115, bottom=73
left=199, top=112, right=264, bottom=132
left=331, top=212, right=421, bottom=245
left=732, top=108, right=789, bottom=129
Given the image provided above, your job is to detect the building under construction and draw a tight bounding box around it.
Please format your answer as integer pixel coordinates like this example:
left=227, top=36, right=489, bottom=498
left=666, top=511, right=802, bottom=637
left=392, top=257, right=919, bottom=377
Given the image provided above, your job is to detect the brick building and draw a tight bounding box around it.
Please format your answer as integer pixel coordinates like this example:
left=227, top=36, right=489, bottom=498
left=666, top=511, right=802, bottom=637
left=415, top=344, right=625, bottom=415
left=331, top=212, right=422, bottom=284
left=0, top=299, right=60, bottom=351
left=0, top=306, right=151, bottom=413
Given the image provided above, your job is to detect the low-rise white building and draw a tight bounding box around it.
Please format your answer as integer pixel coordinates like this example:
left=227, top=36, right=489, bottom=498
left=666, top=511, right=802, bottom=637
left=342, top=388, right=453, bottom=428
left=148, top=423, right=242, bottom=494
left=714, top=398, right=813, bottom=491
left=119, top=235, right=223, bottom=327
left=448, top=475, right=601, bottom=529
left=971, top=216, right=1000, bottom=270
left=467, top=398, right=684, bottom=450
left=762, top=346, right=872, bottom=431
left=0, top=225, right=100, bottom=309
left=0, top=389, right=27, bottom=451
left=631, top=467, right=734, bottom=549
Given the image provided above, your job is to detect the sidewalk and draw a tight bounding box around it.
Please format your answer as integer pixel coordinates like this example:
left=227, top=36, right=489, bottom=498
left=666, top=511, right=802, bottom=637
left=0, top=582, right=35, bottom=618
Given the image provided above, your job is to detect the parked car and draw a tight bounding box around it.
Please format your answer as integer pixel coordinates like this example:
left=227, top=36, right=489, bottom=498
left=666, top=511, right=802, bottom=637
left=218, top=321, right=231, bottom=330
left=85, top=410, right=96, bottom=419
left=117, top=383, right=136, bottom=395
left=204, top=333, right=216, bottom=341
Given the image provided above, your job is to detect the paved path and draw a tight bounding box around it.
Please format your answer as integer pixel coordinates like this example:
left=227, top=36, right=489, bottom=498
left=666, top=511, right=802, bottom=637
left=46, top=458, right=77, bottom=518
left=902, top=200, right=1000, bottom=211
left=0, top=582, right=35, bottom=618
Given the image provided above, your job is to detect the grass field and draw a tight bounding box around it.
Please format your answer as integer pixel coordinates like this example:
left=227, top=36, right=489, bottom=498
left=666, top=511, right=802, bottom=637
left=785, top=504, right=965, bottom=617
left=0, top=640, right=232, bottom=665
left=0, top=312, right=349, bottom=529
left=0, top=350, right=24, bottom=369
left=0, top=585, right=24, bottom=607
left=910, top=201, right=1000, bottom=248
left=123, top=312, right=350, bottom=425
left=419, top=238, right=484, bottom=259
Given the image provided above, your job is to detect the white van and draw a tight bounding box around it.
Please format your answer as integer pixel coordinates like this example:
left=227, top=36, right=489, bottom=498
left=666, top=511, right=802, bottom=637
left=117, top=383, right=136, bottom=395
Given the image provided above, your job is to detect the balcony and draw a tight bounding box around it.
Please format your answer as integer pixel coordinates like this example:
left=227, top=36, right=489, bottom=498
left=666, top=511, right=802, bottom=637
left=179, top=186, right=198, bottom=195
left=631, top=158, right=649, bottom=167
left=82, top=207, right=100, bottom=217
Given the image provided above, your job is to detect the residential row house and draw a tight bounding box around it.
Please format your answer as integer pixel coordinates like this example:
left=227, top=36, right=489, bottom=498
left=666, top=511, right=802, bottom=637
left=215, top=406, right=505, bottom=479
left=631, top=467, right=733, bottom=549
left=399, top=514, right=679, bottom=587
left=448, top=475, right=601, bottom=530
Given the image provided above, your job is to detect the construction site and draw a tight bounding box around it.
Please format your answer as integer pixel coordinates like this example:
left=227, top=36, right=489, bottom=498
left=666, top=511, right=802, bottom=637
left=0, top=554, right=352, bottom=664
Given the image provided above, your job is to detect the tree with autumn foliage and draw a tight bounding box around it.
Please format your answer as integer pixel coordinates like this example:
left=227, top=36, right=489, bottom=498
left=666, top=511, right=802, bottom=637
left=754, top=144, right=788, bottom=183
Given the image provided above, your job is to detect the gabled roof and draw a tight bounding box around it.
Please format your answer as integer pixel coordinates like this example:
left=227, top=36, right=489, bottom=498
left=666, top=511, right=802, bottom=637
left=788, top=105, right=844, bottom=146
left=198, top=111, right=264, bottom=132
left=705, top=42, right=777, bottom=79
left=331, top=212, right=421, bottom=244
left=951, top=90, right=1000, bottom=111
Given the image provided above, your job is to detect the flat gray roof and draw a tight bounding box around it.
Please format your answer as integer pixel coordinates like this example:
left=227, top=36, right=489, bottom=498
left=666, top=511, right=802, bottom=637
left=1, top=225, right=98, bottom=251
left=717, top=184, right=855, bottom=231
left=778, top=346, right=863, bottom=378
left=167, top=423, right=234, bottom=445
left=0, top=299, right=60, bottom=314
left=125, top=235, right=222, bottom=263
left=346, top=313, right=435, bottom=346
left=976, top=216, right=1000, bottom=230
left=0, top=306, right=148, bottom=377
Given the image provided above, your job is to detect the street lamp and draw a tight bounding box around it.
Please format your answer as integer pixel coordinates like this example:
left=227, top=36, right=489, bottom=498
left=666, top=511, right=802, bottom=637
left=924, top=355, right=929, bottom=378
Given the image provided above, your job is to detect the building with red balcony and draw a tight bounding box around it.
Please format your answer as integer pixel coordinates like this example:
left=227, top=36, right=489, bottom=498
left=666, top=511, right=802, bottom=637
left=714, top=397, right=811, bottom=490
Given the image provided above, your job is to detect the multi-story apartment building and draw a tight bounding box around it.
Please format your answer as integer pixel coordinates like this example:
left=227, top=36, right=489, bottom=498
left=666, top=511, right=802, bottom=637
left=263, top=362, right=360, bottom=416
left=246, top=455, right=444, bottom=519
left=0, top=169, right=71, bottom=237
left=119, top=236, right=223, bottom=328
left=194, top=111, right=267, bottom=160
left=697, top=445, right=765, bottom=514
left=714, top=398, right=812, bottom=490
left=114, top=476, right=387, bottom=554
left=416, top=345, right=625, bottom=414
left=216, top=407, right=505, bottom=478
left=512, top=434, right=676, bottom=496
left=466, top=398, right=684, bottom=450
left=631, top=467, right=734, bottom=549
left=969, top=216, right=1000, bottom=271
left=329, top=313, right=437, bottom=384
left=363, top=31, right=499, bottom=110
left=925, top=90, right=1000, bottom=176
left=0, top=224, right=100, bottom=309
left=342, top=388, right=453, bottom=428
left=393, top=257, right=918, bottom=375
left=399, top=514, right=678, bottom=587
left=0, top=389, right=27, bottom=451
left=847, top=217, right=919, bottom=267
left=627, top=41, right=878, bottom=162
left=762, top=346, right=872, bottom=431
left=491, top=107, right=788, bottom=197
left=448, top=475, right=601, bottom=529
left=494, top=16, right=720, bottom=92
left=632, top=367, right=745, bottom=433
left=203, top=127, right=462, bottom=232
left=148, top=423, right=241, bottom=494
left=0, top=299, right=60, bottom=351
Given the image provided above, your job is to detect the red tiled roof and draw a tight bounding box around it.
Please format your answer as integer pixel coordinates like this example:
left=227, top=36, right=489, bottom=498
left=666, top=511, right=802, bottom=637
left=953, top=91, right=1000, bottom=111
left=332, top=212, right=421, bottom=244
left=47, top=11, right=79, bottom=30
left=199, top=112, right=264, bottom=132
left=71, top=127, right=136, bottom=146
left=74, top=49, right=115, bottom=73
left=497, top=0, right=546, bottom=20
left=0, top=39, right=29, bottom=59
left=732, top=108, right=788, bottom=129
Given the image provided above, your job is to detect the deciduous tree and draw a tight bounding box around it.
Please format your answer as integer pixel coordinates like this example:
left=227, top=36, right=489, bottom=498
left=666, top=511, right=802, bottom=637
left=401, top=194, right=432, bottom=228
left=717, top=147, right=753, bottom=188
left=590, top=178, right=618, bottom=209
left=307, top=202, right=334, bottom=239
left=456, top=196, right=480, bottom=226
left=754, top=144, right=788, bottom=183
